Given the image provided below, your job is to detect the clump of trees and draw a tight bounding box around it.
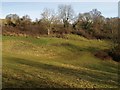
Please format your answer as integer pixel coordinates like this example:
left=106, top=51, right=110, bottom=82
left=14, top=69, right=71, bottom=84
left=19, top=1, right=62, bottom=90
left=2, top=4, right=118, bottom=40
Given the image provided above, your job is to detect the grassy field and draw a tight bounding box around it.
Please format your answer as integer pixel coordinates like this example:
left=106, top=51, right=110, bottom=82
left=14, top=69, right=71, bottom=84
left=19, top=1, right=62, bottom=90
left=2, top=35, right=118, bottom=88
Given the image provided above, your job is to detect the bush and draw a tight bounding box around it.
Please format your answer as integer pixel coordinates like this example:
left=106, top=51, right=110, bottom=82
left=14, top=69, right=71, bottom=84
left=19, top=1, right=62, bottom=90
left=94, top=50, right=112, bottom=60
left=108, top=47, right=120, bottom=62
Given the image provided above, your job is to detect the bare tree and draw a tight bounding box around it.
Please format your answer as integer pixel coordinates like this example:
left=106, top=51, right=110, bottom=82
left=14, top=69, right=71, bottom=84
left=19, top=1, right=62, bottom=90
left=41, top=8, right=58, bottom=35
left=58, top=4, right=74, bottom=28
left=90, top=9, right=102, bottom=21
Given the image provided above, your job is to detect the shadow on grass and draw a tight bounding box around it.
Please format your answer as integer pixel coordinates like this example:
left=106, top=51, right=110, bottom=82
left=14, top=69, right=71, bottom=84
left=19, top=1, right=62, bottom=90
left=54, top=42, right=100, bottom=53
left=3, top=74, right=66, bottom=88
left=3, top=56, right=118, bottom=88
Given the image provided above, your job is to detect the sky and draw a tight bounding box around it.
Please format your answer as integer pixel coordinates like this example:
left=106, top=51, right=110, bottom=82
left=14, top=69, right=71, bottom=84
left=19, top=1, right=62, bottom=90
left=1, top=0, right=119, bottom=2
left=1, top=2, right=118, bottom=21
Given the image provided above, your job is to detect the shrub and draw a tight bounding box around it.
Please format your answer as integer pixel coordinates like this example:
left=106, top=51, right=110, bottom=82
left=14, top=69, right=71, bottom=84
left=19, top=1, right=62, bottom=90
left=94, top=50, right=112, bottom=60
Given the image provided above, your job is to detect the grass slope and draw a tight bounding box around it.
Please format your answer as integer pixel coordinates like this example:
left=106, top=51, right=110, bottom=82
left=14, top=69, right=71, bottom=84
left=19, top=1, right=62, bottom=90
left=2, top=35, right=118, bottom=88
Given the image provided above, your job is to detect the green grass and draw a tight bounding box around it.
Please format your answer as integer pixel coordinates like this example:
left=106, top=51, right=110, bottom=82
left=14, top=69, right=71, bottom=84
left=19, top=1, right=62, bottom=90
left=2, top=35, right=118, bottom=88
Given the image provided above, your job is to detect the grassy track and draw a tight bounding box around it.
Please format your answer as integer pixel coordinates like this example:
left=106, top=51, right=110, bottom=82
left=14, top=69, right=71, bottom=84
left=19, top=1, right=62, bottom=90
left=2, top=35, right=118, bottom=88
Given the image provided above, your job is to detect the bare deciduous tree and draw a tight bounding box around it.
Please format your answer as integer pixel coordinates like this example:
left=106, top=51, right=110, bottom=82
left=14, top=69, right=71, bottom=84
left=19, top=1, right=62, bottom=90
left=58, top=4, right=74, bottom=28
left=41, top=8, right=59, bottom=35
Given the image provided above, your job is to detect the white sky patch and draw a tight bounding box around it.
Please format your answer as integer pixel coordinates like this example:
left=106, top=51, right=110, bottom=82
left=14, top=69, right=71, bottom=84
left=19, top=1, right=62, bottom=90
left=1, top=0, right=119, bottom=2
left=1, top=2, right=118, bottom=20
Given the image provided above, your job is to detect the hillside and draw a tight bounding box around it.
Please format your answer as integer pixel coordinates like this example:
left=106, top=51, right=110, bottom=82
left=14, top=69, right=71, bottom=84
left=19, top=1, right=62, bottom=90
left=2, top=35, right=118, bottom=88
